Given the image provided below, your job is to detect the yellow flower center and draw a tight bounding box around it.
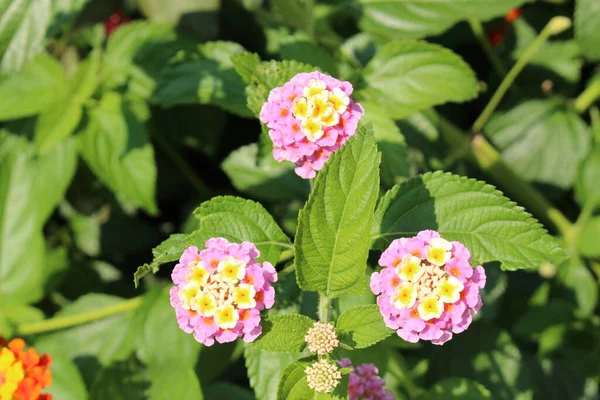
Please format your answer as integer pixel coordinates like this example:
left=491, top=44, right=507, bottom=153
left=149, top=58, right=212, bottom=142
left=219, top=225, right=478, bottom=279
left=289, top=79, right=350, bottom=142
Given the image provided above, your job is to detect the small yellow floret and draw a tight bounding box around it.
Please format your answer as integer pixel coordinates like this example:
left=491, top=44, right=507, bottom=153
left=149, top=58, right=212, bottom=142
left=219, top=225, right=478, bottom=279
left=397, top=254, right=424, bottom=283
left=218, top=256, right=246, bottom=282
left=436, top=276, right=464, bottom=304
left=189, top=265, right=210, bottom=287
left=301, top=118, right=324, bottom=142
left=291, top=97, right=311, bottom=120
left=232, top=283, right=257, bottom=309
left=179, top=283, right=200, bottom=310
left=305, top=359, right=341, bottom=393
left=214, top=304, right=239, bottom=329
left=417, top=295, right=444, bottom=321
left=328, top=87, right=349, bottom=114
left=303, top=79, right=327, bottom=97
left=194, top=292, right=217, bottom=316
left=426, top=238, right=452, bottom=266
left=391, top=283, right=418, bottom=309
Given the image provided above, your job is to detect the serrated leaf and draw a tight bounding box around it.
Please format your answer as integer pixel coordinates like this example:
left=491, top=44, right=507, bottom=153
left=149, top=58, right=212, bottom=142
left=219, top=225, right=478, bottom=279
left=78, top=92, right=158, bottom=215
left=245, top=346, right=303, bottom=400
left=193, top=196, right=292, bottom=264
left=154, top=41, right=251, bottom=117
left=295, top=124, right=380, bottom=297
left=485, top=99, right=591, bottom=190
left=423, top=378, right=492, bottom=399
left=0, top=53, right=64, bottom=120
left=135, top=197, right=291, bottom=285
left=232, top=53, right=315, bottom=115
left=575, top=0, right=600, bottom=61
left=361, top=40, right=479, bottom=119
left=336, top=305, right=392, bottom=349
left=358, top=0, right=528, bottom=40
left=222, top=143, right=310, bottom=201
left=372, top=171, right=567, bottom=271
left=0, top=0, right=51, bottom=73
left=250, top=315, right=315, bottom=352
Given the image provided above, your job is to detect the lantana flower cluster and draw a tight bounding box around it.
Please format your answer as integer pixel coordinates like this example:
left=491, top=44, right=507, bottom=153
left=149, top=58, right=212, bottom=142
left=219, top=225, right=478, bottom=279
left=170, top=238, right=278, bottom=346
left=338, top=359, right=394, bottom=400
left=0, top=338, right=52, bottom=400
left=370, top=230, right=486, bottom=345
left=259, top=71, right=364, bottom=179
left=304, top=322, right=342, bottom=393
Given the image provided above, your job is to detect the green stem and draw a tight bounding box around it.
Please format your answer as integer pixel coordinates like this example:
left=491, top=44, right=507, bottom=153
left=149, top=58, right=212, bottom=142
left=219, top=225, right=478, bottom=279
left=574, top=78, right=600, bottom=114
left=152, top=131, right=212, bottom=198
left=472, top=16, right=572, bottom=133
left=438, top=116, right=573, bottom=237
left=591, top=106, right=600, bottom=144
left=16, top=297, right=143, bottom=335
left=318, top=294, right=331, bottom=323
left=468, top=19, right=509, bottom=79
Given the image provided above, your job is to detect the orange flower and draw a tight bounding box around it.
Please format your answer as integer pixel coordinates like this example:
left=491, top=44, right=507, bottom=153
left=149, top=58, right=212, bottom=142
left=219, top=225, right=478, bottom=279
left=0, top=338, right=52, bottom=400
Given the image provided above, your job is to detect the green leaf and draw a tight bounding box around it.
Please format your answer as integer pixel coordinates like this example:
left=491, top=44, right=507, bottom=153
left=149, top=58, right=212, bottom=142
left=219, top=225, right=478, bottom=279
left=361, top=40, right=479, bottom=119
left=278, top=39, right=338, bottom=76
left=148, top=364, right=203, bottom=400
left=575, top=0, right=600, bottom=61
left=34, top=137, right=78, bottom=225
left=358, top=0, right=528, bottom=40
left=32, top=348, right=88, bottom=400
left=135, top=196, right=291, bottom=285
left=154, top=41, right=250, bottom=117
left=0, top=0, right=52, bottom=73
left=336, top=305, right=392, bottom=349
left=204, top=382, right=254, bottom=400
left=430, top=323, right=533, bottom=400
left=575, top=146, right=600, bottom=207
left=485, top=99, right=591, bottom=190
left=579, top=217, right=600, bottom=257
left=0, top=133, right=45, bottom=306
left=295, top=124, right=380, bottom=297
left=557, top=257, right=598, bottom=317
left=232, top=53, right=315, bottom=115
left=133, top=288, right=201, bottom=368
left=250, top=315, right=315, bottom=352
left=89, top=358, right=148, bottom=400
left=35, top=294, right=137, bottom=386
left=34, top=97, right=82, bottom=154
left=362, top=102, right=409, bottom=187
left=103, top=21, right=195, bottom=98
left=277, top=359, right=316, bottom=400
left=48, top=0, right=91, bottom=36
left=0, top=53, right=64, bottom=120
left=245, top=346, right=304, bottom=400
left=78, top=92, right=158, bottom=215
left=423, top=378, right=492, bottom=399
left=372, top=171, right=568, bottom=271
left=137, top=0, right=220, bottom=42
left=222, top=143, right=310, bottom=201
left=193, top=196, right=292, bottom=264
left=513, top=300, right=572, bottom=339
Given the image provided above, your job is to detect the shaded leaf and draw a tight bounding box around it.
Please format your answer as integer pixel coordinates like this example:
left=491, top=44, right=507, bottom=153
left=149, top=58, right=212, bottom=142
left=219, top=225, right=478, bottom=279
left=336, top=305, right=392, bottom=349
left=250, top=315, right=315, bottom=352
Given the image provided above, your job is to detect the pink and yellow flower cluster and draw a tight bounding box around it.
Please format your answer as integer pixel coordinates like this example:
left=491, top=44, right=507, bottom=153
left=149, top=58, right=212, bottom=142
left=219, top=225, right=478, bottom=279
left=338, top=359, right=393, bottom=400
left=259, top=71, right=364, bottom=179
left=170, top=238, right=277, bottom=346
left=370, top=230, right=486, bottom=345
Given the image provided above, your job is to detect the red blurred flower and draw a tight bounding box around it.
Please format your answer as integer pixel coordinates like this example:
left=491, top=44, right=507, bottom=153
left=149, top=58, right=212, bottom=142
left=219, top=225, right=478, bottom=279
left=104, top=10, right=132, bottom=38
